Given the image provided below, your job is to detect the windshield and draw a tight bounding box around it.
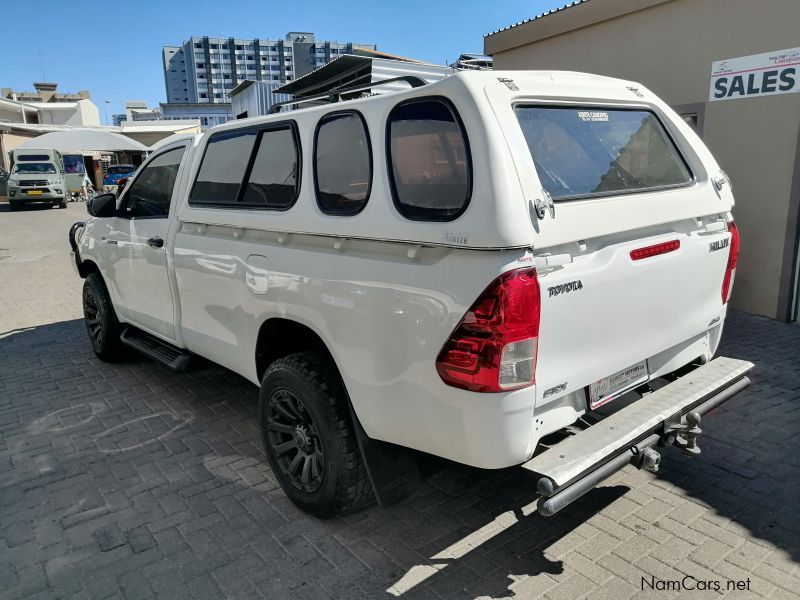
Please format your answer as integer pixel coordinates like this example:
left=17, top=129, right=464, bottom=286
left=12, top=162, right=57, bottom=175
left=107, top=166, right=135, bottom=175
left=64, top=155, right=85, bottom=174
left=515, top=106, right=693, bottom=201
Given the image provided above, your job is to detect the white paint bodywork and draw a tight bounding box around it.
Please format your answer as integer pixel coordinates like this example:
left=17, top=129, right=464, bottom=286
left=77, top=71, right=736, bottom=469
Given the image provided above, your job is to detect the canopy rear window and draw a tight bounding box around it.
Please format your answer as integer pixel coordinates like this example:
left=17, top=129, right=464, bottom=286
left=515, top=106, right=692, bottom=201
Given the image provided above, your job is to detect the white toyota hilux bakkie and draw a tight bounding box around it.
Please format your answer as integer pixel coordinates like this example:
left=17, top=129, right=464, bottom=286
left=69, top=71, right=753, bottom=518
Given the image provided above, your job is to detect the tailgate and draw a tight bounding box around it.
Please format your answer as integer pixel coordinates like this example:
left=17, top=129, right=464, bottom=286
left=504, top=101, right=736, bottom=403
left=535, top=217, right=733, bottom=405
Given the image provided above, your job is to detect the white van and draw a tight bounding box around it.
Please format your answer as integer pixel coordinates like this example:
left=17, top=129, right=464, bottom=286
left=69, top=71, right=752, bottom=518
left=8, top=148, right=67, bottom=209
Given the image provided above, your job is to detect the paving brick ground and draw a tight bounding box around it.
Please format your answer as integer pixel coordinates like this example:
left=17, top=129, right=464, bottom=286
left=1, top=201, right=799, bottom=599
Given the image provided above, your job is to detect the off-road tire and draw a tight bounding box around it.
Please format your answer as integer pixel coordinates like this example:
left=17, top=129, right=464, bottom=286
left=82, top=273, right=124, bottom=361
left=259, top=352, right=375, bottom=518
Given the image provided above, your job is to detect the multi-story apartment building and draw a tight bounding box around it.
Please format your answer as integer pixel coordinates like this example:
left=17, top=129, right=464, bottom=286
left=162, top=32, right=376, bottom=107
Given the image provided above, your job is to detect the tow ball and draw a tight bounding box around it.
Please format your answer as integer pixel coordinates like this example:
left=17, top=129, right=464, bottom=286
left=672, top=411, right=702, bottom=456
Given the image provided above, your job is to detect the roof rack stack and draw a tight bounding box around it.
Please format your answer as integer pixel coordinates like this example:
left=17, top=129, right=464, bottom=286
left=268, top=75, right=427, bottom=114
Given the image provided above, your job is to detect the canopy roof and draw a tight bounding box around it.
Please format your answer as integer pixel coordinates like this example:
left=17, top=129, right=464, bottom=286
left=15, top=128, right=147, bottom=152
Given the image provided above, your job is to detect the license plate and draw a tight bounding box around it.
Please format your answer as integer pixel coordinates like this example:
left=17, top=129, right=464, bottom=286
left=26, top=190, right=43, bottom=195
left=589, top=360, right=648, bottom=409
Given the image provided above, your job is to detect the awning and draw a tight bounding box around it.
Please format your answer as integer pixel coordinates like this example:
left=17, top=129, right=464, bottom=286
left=15, top=128, right=148, bottom=152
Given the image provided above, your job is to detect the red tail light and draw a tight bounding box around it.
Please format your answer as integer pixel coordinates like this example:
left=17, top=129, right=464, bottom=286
left=722, top=221, right=740, bottom=304
left=436, top=268, right=541, bottom=392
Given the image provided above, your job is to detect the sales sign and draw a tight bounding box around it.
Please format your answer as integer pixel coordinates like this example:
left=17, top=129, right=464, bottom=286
left=709, top=47, right=800, bottom=102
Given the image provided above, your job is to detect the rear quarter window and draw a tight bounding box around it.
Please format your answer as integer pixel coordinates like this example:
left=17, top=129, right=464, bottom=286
left=515, top=106, right=693, bottom=201
left=387, top=97, right=471, bottom=222
left=314, top=111, right=372, bottom=216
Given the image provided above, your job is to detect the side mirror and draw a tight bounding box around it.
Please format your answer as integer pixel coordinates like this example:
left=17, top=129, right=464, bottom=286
left=86, top=193, right=117, bottom=218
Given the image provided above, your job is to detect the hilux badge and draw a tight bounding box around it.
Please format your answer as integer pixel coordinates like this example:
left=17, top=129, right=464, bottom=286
left=709, top=238, right=729, bottom=253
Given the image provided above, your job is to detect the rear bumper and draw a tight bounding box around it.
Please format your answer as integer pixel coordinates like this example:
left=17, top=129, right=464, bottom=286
left=522, top=356, right=753, bottom=516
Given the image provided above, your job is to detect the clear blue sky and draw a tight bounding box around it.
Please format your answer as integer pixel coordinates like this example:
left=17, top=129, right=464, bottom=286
left=0, top=0, right=566, bottom=123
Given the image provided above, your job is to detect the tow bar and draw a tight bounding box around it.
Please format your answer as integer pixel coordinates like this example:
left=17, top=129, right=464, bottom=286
left=524, top=358, right=753, bottom=517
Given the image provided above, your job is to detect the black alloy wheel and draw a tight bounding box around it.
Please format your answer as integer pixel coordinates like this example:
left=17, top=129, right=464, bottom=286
left=82, top=273, right=123, bottom=361
left=258, top=352, right=375, bottom=518
left=265, top=388, right=325, bottom=493
left=83, top=285, right=104, bottom=348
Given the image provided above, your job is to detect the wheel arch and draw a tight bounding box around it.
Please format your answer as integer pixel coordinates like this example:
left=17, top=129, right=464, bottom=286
left=77, top=258, right=100, bottom=279
left=255, top=317, right=338, bottom=383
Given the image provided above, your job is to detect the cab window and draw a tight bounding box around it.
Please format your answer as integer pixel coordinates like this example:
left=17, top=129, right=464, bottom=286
left=124, top=146, right=185, bottom=218
left=241, top=125, right=300, bottom=209
left=189, top=130, right=257, bottom=206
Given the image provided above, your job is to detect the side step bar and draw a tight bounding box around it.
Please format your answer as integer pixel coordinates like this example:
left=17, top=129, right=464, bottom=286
left=523, top=356, right=754, bottom=517
left=120, top=327, right=198, bottom=372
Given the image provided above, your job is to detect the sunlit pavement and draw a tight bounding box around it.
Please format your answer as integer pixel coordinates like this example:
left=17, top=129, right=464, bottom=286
left=1, top=201, right=799, bottom=599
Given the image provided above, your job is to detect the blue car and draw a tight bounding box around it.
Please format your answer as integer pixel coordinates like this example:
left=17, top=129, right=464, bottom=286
left=102, top=164, right=136, bottom=191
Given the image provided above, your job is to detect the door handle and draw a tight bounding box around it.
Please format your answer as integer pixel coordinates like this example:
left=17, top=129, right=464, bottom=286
left=147, top=236, right=164, bottom=248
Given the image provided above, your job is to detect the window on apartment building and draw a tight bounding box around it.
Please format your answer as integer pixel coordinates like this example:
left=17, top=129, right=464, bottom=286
left=197, top=63, right=205, bottom=69
left=314, top=111, right=372, bottom=215
left=222, top=44, right=228, bottom=49
left=241, top=124, right=300, bottom=210
left=210, top=44, right=218, bottom=49
left=223, top=74, right=231, bottom=79
left=194, top=43, right=202, bottom=48
left=200, top=93, right=207, bottom=98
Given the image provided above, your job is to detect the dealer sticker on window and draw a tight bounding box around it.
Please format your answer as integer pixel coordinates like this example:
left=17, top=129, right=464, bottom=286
left=577, top=111, right=609, bottom=122
left=589, top=360, right=648, bottom=409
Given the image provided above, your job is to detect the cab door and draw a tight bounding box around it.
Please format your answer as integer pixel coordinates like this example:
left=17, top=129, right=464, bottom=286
left=109, top=144, right=187, bottom=341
